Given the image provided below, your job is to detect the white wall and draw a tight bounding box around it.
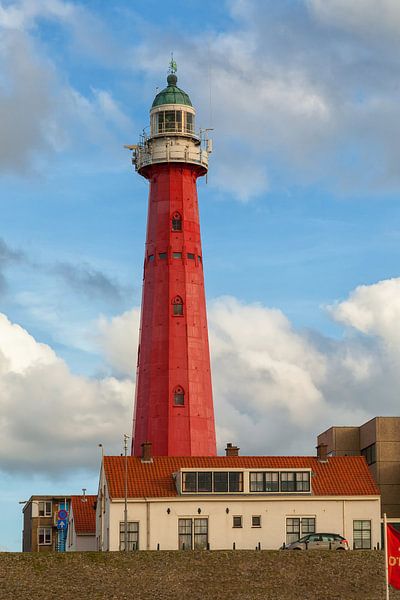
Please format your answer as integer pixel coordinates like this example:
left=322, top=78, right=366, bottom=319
left=104, top=496, right=381, bottom=551
left=67, top=506, right=96, bottom=552
left=96, top=464, right=111, bottom=551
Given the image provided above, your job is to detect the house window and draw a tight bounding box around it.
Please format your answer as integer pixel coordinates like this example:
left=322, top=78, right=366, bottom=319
left=172, top=212, right=182, bottom=231
left=286, top=517, right=315, bottom=545
left=252, top=515, right=261, bottom=528
left=250, top=472, right=279, bottom=492
left=38, top=527, right=52, bottom=545
left=172, top=296, right=184, bottom=316
left=228, top=472, right=243, bottom=492
left=301, top=518, right=316, bottom=534
left=233, top=516, right=242, bottom=528
left=179, top=518, right=208, bottom=550
left=119, top=521, right=139, bottom=551
left=353, top=520, right=371, bottom=549
left=294, top=472, right=311, bottom=492
left=361, top=444, right=376, bottom=466
left=281, top=472, right=310, bottom=492
left=182, top=472, right=197, bottom=493
left=265, top=472, right=279, bottom=492
left=38, top=501, right=52, bottom=517
left=173, top=386, right=185, bottom=406
left=197, top=472, right=212, bottom=493
left=214, top=472, right=228, bottom=492
left=181, top=471, right=244, bottom=493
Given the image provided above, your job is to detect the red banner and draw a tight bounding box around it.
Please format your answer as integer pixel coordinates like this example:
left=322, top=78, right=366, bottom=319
left=387, top=524, right=400, bottom=590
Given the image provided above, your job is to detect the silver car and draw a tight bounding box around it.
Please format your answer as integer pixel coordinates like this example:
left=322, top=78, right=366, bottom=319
left=283, top=533, right=349, bottom=551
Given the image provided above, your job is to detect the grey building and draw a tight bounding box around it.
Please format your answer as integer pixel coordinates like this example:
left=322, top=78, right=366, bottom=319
left=318, top=417, right=400, bottom=518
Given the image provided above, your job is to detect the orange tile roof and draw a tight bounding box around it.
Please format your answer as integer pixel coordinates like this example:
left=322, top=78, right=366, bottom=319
left=103, top=455, right=379, bottom=499
left=71, top=495, right=96, bottom=535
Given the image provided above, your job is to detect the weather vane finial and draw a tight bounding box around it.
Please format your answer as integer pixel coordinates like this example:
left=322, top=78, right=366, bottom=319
left=169, top=52, right=177, bottom=75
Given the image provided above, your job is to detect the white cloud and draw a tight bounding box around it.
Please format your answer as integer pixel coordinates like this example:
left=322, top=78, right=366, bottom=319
left=96, top=309, right=140, bottom=377
left=308, top=0, right=400, bottom=38
left=133, top=0, right=400, bottom=199
left=1, top=277, right=400, bottom=473
left=0, top=0, right=133, bottom=174
left=0, top=313, right=133, bottom=474
left=329, top=278, right=400, bottom=351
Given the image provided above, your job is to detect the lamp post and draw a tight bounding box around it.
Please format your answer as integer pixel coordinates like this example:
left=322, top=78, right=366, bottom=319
left=20, top=500, right=40, bottom=552
left=123, top=434, right=130, bottom=551
left=98, top=443, right=104, bottom=551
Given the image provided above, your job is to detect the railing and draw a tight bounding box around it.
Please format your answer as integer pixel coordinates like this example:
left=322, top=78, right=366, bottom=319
left=155, top=122, right=196, bottom=136
left=133, top=129, right=210, bottom=172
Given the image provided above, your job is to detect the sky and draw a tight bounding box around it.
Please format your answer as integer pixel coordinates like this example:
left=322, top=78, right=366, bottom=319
left=1, top=0, right=400, bottom=551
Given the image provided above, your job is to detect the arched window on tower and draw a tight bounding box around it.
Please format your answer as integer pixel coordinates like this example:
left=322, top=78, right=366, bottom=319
left=173, top=386, right=185, bottom=406
left=172, top=296, right=184, bottom=316
left=172, top=212, right=182, bottom=231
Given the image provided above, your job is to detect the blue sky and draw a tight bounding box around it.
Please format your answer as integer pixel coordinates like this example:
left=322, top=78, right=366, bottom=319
left=1, top=0, right=400, bottom=551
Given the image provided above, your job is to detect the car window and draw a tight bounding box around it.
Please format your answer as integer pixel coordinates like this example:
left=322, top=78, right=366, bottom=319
left=308, top=535, right=321, bottom=542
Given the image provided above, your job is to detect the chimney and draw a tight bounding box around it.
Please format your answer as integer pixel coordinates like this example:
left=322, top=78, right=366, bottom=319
left=141, top=441, right=153, bottom=463
left=316, top=443, right=328, bottom=463
left=225, top=443, right=240, bottom=457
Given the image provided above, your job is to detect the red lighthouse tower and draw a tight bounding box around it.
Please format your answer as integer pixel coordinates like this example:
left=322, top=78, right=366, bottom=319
left=130, top=62, right=217, bottom=457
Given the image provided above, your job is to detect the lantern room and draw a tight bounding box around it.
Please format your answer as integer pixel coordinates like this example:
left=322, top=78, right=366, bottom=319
left=150, top=73, right=197, bottom=138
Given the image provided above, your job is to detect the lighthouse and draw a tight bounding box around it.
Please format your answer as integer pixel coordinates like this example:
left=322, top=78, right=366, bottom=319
left=130, top=61, right=217, bottom=457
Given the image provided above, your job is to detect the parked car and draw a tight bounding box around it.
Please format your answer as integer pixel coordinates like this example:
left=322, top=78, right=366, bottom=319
left=282, top=533, right=349, bottom=551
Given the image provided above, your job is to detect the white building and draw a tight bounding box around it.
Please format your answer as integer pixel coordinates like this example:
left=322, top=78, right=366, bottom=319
left=67, top=494, right=96, bottom=551
left=96, top=443, right=381, bottom=551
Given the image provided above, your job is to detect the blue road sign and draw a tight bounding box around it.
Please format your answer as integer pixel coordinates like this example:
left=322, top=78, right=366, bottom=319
left=58, top=509, right=68, bottom=520
left=57, top=519, right=67, bottom=530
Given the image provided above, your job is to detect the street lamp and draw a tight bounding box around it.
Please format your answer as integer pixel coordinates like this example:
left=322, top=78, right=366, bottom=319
left=98, top=443, right=104, bottom=551
left=19, top=500, right=41, bottom=552
left=123, top=434, right=130, bottom=552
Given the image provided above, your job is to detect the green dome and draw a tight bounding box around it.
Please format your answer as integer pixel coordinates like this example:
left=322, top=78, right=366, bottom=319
left=152, top=74, right=192, bottom=108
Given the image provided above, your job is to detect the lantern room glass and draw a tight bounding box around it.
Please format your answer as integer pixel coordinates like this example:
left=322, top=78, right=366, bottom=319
left=152, top=110, right=195, bottom=135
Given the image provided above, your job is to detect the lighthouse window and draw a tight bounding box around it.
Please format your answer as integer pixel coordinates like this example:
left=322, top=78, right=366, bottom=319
left=187, top=253, right=195, bottom=260
left=186, top=113, right=194, bottom=133
left=174, top=391, right=185, bottom=405
left=174, top=387, right=185, bottom=405
left=159, top=252, right=167, bottom=259
left=164, top=111, right=176, bottom=132
left=172, top=213, right=182, bottom=231
left=148, top=254, right=154, bottom=262
left=172, top=296, right=184, bottom=316
left=173, top=252, right=182, bottom=259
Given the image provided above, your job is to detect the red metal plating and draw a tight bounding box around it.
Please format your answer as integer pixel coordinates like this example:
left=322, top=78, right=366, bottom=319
left=132, top=162, right=217, bottom=456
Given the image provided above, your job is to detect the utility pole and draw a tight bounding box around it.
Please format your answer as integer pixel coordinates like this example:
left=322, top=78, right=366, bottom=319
left=124, top=434, right=129, bottom=551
